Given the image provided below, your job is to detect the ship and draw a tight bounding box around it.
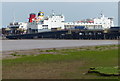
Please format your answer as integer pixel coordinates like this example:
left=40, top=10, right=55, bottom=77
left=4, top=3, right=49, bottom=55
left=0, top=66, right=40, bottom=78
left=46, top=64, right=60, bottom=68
left=3, top=11, right=120, bottom=39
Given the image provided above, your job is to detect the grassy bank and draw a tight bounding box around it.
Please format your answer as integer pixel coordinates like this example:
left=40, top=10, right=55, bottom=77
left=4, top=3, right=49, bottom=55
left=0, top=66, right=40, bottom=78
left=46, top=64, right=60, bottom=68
left=2, top=45, right=118, bottom=79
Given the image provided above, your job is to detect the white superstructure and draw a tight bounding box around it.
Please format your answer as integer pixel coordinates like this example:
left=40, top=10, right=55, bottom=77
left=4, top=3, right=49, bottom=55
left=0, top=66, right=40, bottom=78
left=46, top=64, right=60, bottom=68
left=64, top=14, right=114, bottom=30
left=6, top=22, right=28, bottom=34
left=7, top=22, right=28, bottom=29
left=27, top=12, right=65, bottom=33
left=27, top=12, right=114, bottom=32
left=44, top=13, right=65, bottom=29
left=7, top=11, right=114, bottom=33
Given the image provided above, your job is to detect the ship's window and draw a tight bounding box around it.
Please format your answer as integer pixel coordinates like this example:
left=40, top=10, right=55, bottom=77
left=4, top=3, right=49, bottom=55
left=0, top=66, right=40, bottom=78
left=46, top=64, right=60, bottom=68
left=10, top=23, right=13, bottom=25
left=43, top=27, right=48, bottom=29
left=42, top=25, right=48, bottom=27
left=14, top=22, right=18, bottom=25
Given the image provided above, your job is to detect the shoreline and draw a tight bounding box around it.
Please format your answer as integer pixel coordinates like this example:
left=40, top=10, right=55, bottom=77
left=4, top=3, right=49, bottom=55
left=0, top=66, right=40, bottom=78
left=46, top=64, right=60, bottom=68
left=2, top=44, right=118, bottom=59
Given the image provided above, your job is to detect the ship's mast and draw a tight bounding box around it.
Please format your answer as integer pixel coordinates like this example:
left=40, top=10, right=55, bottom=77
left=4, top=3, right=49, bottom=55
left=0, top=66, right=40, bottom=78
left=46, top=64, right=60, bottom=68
left=13, top=11, right=15, bottom=23
left=100, top=10, right=104, bottom=18
left=52, top=10, right=55, bottom=15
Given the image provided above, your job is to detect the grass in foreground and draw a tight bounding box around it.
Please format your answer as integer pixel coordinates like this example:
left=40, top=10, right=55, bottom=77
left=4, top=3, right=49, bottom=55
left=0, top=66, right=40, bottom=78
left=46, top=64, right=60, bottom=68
left=88, top=66, right=119, bottom=76
left=2, top=45, right=118, bottom=79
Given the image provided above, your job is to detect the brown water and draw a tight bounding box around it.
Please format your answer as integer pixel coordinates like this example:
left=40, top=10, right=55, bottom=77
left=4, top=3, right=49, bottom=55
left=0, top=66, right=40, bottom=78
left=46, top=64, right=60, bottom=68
left=2, top=40, right=118, bottom=51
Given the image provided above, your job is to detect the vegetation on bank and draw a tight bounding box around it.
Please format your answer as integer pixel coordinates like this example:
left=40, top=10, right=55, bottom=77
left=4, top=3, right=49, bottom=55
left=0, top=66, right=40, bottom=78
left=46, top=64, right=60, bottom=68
left=2, top=45, right=119, bottom=79
left=88, top=66, right=119, bottom=76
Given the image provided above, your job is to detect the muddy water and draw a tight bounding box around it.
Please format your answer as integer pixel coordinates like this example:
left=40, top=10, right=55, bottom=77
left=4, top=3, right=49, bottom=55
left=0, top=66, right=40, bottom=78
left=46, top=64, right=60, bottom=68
left=2, top=40, right=118, bottom=51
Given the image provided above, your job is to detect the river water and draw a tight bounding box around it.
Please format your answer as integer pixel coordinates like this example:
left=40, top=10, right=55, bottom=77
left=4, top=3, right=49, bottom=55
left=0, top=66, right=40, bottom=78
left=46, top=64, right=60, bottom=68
left=2, top=40, right=118, bottom=51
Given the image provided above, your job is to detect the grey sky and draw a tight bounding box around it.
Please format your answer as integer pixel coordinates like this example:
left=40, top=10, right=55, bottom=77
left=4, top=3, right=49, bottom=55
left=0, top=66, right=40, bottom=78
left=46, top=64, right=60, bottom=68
left=1, top=0, right=119, bottom=2
left=118, top=1, right=120, bottom=26
left=2, top=2, right=118, bottom=27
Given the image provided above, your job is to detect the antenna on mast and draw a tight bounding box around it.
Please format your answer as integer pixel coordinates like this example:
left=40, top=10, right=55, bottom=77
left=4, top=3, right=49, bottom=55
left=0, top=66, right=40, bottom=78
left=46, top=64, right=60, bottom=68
left=52, top=10, right=55, bottom=15
left=100, top=10, right=104, bottom=18
left=13, top=10, right=15, bottom=23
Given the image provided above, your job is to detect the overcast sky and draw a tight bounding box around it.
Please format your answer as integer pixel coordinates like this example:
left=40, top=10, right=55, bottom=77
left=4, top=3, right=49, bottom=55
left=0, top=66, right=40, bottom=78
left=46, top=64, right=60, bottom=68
left=1, top=1, right=118, bottom=27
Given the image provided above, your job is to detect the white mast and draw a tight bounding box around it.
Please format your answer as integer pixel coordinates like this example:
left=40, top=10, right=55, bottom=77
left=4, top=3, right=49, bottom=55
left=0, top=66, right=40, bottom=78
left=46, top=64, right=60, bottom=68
left=100, top=10, right=104, bottom=18
left=13, top=10, right=15, bottom=23
left=52, top=10, right=55, bottom=15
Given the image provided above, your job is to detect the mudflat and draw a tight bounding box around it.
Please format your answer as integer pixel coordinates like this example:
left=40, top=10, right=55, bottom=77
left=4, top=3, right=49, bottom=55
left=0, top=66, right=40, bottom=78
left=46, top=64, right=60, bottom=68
left=2, top=45, right=118, bottom=79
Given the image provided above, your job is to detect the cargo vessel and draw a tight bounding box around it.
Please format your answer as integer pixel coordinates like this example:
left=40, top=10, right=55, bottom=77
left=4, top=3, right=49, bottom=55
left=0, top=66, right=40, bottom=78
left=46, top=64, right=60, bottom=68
left=2, top=11, right=120, bottom=39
